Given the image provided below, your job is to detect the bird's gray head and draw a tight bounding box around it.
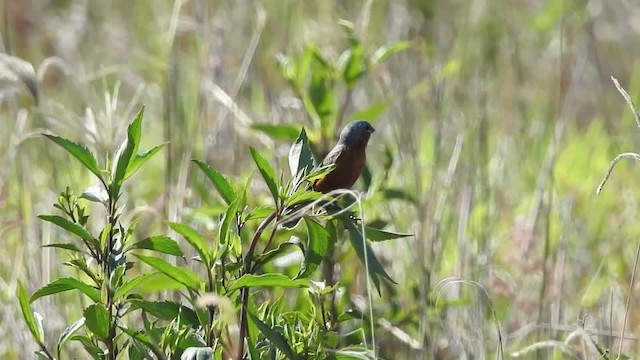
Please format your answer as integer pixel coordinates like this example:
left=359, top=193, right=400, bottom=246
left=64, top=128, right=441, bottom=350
left=338, top=120, right=375, bottom=148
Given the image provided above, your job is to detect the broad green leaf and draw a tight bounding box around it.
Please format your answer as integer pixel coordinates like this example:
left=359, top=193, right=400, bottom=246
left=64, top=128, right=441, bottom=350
left=285, top=190, right=325, bottom=208
left=127, top=299, right=199, bottom=326
left=252, top=123, right=301, bottom=142
left=31, top=277, right=101, bottom=303
left=245, top=206, right=276, bottom=222
left=114, top=272, right=159, bottom=300
left=44, top=134, right=102, bottom=182
left=345, top=221, right=395, bottom=295
left=124, top=143, right=166, bottom=180
left=248, top=312, right=297, bottom=360
left=39, top=215, right=99, bottom=251
left=192, top=160, right=237, bottom=205
left=168, top=223, right=211, bottom=265
left=113, top=107, right=144, bottom=190
left=126, top=235, right=184, bottom=256
left=249, top=147, right=279, bottom=203
left=227, top=274, right=308, bottom=293
left=83, top=304, right=110, bottom=340
left=298, top=218, right=330, bottom=278
left=350, top=102, right=388, bottom=122
left=288, top=128, right=315, bottom=178
left=134, top=254, right=201, bottom=291
left=17, top=281, right=44, bottom=343
left=370, top=41, right=411, bottom=66
left=364, top=226, right=412, bottom=242
left=42, top=242, right=84, bottom=253
left=341, top=45, right=366, bottom=88
left=220, top=199, right=238, bottom=246
left=57, top=317, right=86, bottom=355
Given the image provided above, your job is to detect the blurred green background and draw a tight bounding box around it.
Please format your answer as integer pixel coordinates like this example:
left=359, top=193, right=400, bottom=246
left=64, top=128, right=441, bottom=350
left=3, top=0, right=640, bottom=358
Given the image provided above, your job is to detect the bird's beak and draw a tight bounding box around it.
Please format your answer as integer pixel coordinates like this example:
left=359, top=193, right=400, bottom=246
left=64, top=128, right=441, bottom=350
left=367, top=126, right=375, bottom=134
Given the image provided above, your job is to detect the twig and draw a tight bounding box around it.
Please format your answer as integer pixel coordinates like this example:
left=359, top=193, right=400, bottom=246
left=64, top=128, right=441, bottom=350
left=617, top=238, right=640, bottom=359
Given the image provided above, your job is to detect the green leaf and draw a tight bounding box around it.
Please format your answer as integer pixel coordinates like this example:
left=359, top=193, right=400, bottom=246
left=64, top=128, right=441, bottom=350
left=70, top=335, right=104, bottom=359
left=126, top=235, right=184, bottom=256
left=371, top=41, right=411, bottom=66
left=364, top=226, right=412, bottom=242
left=252, top=123, right=301, bottom=142
left=127, top=299, right=200, bottom=327
left=350, top=102, right=388, bottom=122
left=249, top=312, right=297, bottom=360
left=57, top=317, right=86, bottom=355
left=341, top=45, right=366, bottom=88
left=17, top=281, right=44, bottom=344
left=44, top=134, right=103, bottom=182
left=134, top=254, right=201, bottom=291
left=249, top=147, right=280, bottom=203
left=227, top=274, right=308, bottom=293
left=114, top=272, right=159, bottom=300
left=298, top=218, right=330, bottom=278
left=288, top=128, right=315, bottom=178
left=345, top=221, right=395, bottom=295
left=113, top=107, right=144, bottom=190
left=285, top=190, right=325, bottom=208
left=124, top=143, right=166, bottom=180
left=220, top=199, right=238, bottom=247
left=245, top=206, right=276, bottom=222
left=83, top=304, right=110, bottom=340
left=308, top=71, right=335, bottom=126
left=192, top=160, right=237, bottom=205
left=39, top=215, right=99, bottom=252
left=31, top=277, right=101, bottom=303
left=42, top=242, right=84, bottom=253
left=253, top=242, right=301, bottom=271
left=168, top=223, right=211, bottom=265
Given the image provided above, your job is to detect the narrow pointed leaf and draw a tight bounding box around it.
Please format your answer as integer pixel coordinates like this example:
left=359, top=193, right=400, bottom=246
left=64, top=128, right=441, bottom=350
left=43, top=134, right=102, bottom=181
left=17, top=281, right=44, bottom=343
left=30, top=277, right=101, bottom=303
left=371, top=41, right=411, bottom=66
left=220, top=200, right=238, bottom=246
left=127, top=299, right=199, bottom=326
left=249, top=147, right=279, bottom=203
left=126, top=235, right=183, bottom=256
left=125, top=143, right=166, bottom=180
left=252, top=123, right=301, bottom=142
left=192, top=159, right=237, bottom=205
left=114, top=107, right=144, bottom=188
left=345, top=221, right=395, bottom=295
left=350, top=102, right=388, bottom=122
left=42, top=243, right=84, bottom=253
left=134, top=254, right=201, bottom=291
left=168, top=222, right=211, bottom=265
left=114, top=272, right=159, bottom=300
left=364, top=226, right=412, bottom=242
left=249, top=312, right=297, bottom=360
left=39, top=215, right=99, bottom=251
left=288, top=128, right=315, bottom=177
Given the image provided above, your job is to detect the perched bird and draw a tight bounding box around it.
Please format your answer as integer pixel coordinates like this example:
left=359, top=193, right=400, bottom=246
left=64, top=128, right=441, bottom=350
left=313, top=120, right=375, bottom=193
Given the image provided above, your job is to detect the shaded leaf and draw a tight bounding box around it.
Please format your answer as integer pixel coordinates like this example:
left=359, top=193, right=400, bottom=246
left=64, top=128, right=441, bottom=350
left=345, top=221, right=395, bottom=295
left=249, top=312, right=297, bottom=360
left=364, top=226, right=412, bottom=242
left=298, top=218, right=330, bottom=278
left=38, top=215, right=99, bottom=251
left=192, top=160, right=237, bottom=205
left=42, top=242, right=84, bottom=253
left=128, top=299, right=199, bottom=327
left=31, top=277, right=101, bottom=303
left=57, top=318, right=86, bottom=355
left=249, top=147, right=279, bottom=203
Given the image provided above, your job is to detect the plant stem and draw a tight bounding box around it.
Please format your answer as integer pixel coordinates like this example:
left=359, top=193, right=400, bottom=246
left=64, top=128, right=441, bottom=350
left=236, top=210, right=277, bottom=359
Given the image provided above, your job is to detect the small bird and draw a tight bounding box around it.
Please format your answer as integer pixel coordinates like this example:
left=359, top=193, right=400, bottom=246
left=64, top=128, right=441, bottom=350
left=313, top=120, right=375, bottom=193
